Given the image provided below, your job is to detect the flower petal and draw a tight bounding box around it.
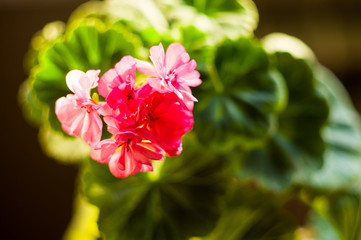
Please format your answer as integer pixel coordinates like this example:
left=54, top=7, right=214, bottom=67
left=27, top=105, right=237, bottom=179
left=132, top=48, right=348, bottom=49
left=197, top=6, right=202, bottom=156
left=81, top=111, right=103, bottom=147
left=147, top=77, right=172, bottom=93
left=66, top=69, right=100, bottom=98
left=69, top=110, right=86, bottom=136
left=149, top=43, right=166, bottom=76
left=133, top=143, right=164, bottom=161
left=97, top=102, right=112, bottom=116
left=90, top=139, right=118, bottom=163
left=109, top=147, right=141, bottom=178
left=165, top=42, right=190, bottom=73
left=176, top=60, right=202, bottom=87
left=115, top=56, right=137, bottom=88
left=178, top=85, right=196, bottom=110
left=66, top=70, right=85, bottom=93
left=135, top=59, right=157, bottom=76
left=55, top=95, right=87, bottom=136
left=98, top=68, right=122, bottom=98
left=85, top=69, right=101, bottom=89
left=108, top=148, right=128, bottom=177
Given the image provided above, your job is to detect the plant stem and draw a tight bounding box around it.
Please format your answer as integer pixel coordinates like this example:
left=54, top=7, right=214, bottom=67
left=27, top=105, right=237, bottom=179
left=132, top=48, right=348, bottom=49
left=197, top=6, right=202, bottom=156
left=351, top=195, right=361, bottom=240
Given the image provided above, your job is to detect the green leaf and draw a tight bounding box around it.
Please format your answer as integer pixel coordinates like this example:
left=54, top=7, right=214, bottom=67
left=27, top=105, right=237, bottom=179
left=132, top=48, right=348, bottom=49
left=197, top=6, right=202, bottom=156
left=178, top=0, right=259, bottom=38
left=83, top=134, right=230, bottom=240
left=68, top=0, right=169, bottom=43
left=194, top=37, right=287, bottom=152
left=38, top=123, right=91, bottom=164
left=201, top=183, right=296, bottom=240
left=176, top=25, right=214, bottom=73
left=307, top=65, right=361, bottom=193
left=240, top=52, right=329, bottom=191
left=183, top=0, right=242, bottom=14
left=18, top=79, right=46, bottom=127
left=24, top=21, right=66, bottom=73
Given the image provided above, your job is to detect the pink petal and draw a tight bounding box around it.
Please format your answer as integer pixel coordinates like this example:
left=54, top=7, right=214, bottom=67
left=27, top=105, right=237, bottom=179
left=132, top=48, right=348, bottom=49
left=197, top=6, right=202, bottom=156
left=162, top=140, right=183, bottom=157
left=149, top=43, right=166, bottom=76
left=69, top=111, right=86, bottom=136
left=109, top=147, right=140, bottom=178
left=85, top=69, right=101, bottom=89
left=176, top=60, right=202, bottom=87
left=143, top=92, right=193, bottom=156
left=180, top=89, right=198, bottom=102
left=135, top=59, right=157, bottom=76
left=115, top=130, right=141, bottom=145
left=98, top=69, right=121, bottom=98
left=81, top=111, right=103, bottom=147
left=97, top=102, right=112, bottom=116
left=103, top=116, right=120, bottom=135
left=106, top=87, right=128, bottom=109
left=66, top=70, right=85, bottom=93
left=108, top=148, right=128, bottom=177
left=147, top=77, right=172, bottom=93
left=178, top=85, right=195, bottom=110
left=139, top=164, right=153, bottom=172
left=66, top=70, right=100, bottom=98
left=173, top=89, right=184, bottom=100
left=55, top=95, right=87, bottom=136
left=133, top=143, right=164, bottom=161
left=55, top=95, right=79, bottom=126
left=90, top=139, right=118, bottom=163
left=115, top=56, right=137, bottom=88
left=135, top=83, right=154, bottom=100
left=131, top=145, right=153, bottom=166
left=165, top=43, right=190, bottom=73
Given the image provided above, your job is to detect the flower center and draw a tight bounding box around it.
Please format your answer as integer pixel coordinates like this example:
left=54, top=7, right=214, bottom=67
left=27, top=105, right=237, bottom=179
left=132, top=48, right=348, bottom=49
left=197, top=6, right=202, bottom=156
left=80, top=99, right=99, bottom=113
left=161, top=70, right=177, bottom=84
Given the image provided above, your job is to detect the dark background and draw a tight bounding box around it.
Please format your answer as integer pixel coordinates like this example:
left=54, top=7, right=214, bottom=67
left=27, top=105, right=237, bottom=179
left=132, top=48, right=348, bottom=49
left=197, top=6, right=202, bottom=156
left=1, top=0, right=360, bottom=239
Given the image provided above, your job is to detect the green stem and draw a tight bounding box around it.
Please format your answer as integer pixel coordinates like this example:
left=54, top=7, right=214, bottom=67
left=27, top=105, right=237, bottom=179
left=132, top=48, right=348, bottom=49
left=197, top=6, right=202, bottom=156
left=351, top=195, right=361, bottom=240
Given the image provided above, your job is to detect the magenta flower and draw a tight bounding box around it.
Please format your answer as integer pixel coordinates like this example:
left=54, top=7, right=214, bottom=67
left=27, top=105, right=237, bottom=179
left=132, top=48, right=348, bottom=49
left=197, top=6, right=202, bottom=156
left=90, top=129, right=164, bottom=178
left=55, top=69, right=103, bottom=147
left=142, top=92, right=194, bottom=156
left=136, top=43, right=202, bottom=109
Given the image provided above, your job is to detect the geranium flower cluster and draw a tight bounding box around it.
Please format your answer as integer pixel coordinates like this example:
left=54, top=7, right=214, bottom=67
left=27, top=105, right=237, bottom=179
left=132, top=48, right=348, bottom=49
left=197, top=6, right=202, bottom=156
left=55, top=43, right=201, bottom=178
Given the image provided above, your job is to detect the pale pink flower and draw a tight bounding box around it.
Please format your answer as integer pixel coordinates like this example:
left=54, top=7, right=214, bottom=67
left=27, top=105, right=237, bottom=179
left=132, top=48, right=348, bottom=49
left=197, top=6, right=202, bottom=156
left=90, top=129, right=164, bottom=178
left=55, top=69, right=102, bottom=147
left=136, top=42, right=202, bottom=109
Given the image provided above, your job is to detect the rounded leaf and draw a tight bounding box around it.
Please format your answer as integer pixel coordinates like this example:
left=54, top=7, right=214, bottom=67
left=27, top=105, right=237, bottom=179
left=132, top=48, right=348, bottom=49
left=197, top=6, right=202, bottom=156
left=240, top=53, right=329, bottom=191
left=83, top=134, right=230, bottom=240
left=194, top=38, right=287, bottom=152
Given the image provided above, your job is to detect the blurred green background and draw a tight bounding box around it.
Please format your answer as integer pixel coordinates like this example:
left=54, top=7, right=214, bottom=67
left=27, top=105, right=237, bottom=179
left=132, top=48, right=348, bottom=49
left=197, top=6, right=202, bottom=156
left=1, top=0, right=361, bottom=239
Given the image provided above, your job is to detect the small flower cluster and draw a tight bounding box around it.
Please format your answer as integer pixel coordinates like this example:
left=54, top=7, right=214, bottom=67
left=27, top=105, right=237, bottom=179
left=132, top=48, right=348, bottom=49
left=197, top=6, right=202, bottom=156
left=55, top=43, right=201, bottom=178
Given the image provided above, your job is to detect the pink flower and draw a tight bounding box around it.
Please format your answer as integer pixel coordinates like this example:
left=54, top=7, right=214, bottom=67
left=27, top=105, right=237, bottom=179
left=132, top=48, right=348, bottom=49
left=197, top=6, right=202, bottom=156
left=55, top=69, right=103, bottom=147
left=99, top=56, right=153, bottom=129
left=98, top=55, right=138, bottom=99
left=136, top=42, right=202, bottom=109
left=90, top=129, right=164, bottom=178
left=142, top=92, right=194, bottom=156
